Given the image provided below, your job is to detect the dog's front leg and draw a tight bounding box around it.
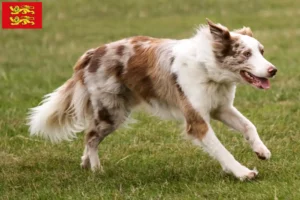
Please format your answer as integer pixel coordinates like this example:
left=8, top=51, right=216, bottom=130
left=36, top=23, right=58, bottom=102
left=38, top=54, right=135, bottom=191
left=186, top=118, right=258, bottom=180
left=214, top=106, right=271, bottom=160
left=181, top=101, right=258, bottom=180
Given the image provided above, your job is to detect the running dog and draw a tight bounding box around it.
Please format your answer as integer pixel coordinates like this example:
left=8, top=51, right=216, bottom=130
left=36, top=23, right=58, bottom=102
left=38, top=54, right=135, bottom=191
left=28, top=19, right=277, bottom=180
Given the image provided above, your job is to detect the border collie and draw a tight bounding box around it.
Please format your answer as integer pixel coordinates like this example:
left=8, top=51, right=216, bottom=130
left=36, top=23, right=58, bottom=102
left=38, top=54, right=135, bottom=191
left=28, top=19, right=277, bottom=180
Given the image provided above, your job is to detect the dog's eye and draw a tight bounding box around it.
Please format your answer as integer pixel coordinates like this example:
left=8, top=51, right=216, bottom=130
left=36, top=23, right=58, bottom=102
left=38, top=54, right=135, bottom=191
left=243, top=51, right=252, bottom=58
left=260, top=49, right=264, bottom=55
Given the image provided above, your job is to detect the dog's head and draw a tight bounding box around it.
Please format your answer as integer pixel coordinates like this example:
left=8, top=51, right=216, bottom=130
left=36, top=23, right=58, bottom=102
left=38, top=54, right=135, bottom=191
left=207, top=19, right=277, bottom=89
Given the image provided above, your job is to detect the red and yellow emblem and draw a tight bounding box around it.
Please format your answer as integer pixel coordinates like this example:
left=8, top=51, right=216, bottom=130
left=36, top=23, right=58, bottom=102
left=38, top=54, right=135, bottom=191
left=2, top=2, right=42, bottom=29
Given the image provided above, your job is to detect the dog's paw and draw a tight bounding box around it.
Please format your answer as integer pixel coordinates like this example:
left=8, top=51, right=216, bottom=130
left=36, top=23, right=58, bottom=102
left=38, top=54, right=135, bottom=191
left=80, top=161, right=90, bottom=169
left=235, top=167, right=258, bottom=181
left=239, top=168, right=258, bottom=181
left=91, top=164, right=104, bottom=173
left=253, top=143, right=271, bottom=160
left=80, top=156, right=90, bottom=169
left=223, top=163, right=258, bottom=181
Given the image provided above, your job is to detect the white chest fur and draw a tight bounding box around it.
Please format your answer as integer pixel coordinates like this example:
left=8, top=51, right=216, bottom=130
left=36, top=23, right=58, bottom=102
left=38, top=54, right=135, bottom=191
left=176, top=66, right=236, bottom=120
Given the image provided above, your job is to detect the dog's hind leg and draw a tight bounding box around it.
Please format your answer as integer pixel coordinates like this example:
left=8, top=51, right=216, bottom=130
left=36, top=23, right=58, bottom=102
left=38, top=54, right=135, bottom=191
left=80, top=92, right=132, bottom=171
left=81, top=145, right=90, bottom=169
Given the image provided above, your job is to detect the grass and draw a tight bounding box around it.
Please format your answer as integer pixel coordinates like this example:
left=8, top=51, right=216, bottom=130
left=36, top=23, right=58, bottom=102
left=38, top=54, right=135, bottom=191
left=1, top=0, right=300, bottom=199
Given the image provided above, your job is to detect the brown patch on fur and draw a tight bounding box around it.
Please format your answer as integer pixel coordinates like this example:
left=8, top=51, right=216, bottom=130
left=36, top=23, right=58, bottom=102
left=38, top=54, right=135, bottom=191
left=85, top=130, right=99, bottom=143
left=207, top=19, right=246, bottom=64
left=87, top=130, right=98, bottom=138
left=234, top=27, right=253, bottom=37
left=185, top=110, right=208, bottom=140
left=116, top=45, right=125, bottom=56
left=123, top=41, right=161, bottom=100
left=207, top=19, right=231, bottom=41
left=171, top=73, right=184, bottom=96
left=172, top=73, right=208, bottom=139
left=219, top=38, right=252, bottom=69
left=130, top=36, right=152, bottom=44
left=73, top=49, right=95, bottom=72
left=212, top=35, right=240, bottom=63
left=207, top=20, right=254, bottom=65
left=181, top=99, right=208, bottom=140
left=98, top=108, right=113, bottom=125
left=70, top=49, right=96, bottom=85
left=88, top=46, right=107, bottom=73
left=179, top=92, right=209, bottom=140
left=118, top=38, right=185, bottom=110
left=106, top=61, right=124, bottom=78
left=181, top=100, right=208, bottom=140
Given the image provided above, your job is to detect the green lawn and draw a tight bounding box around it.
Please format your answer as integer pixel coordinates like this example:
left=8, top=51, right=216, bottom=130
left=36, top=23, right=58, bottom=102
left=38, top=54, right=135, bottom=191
left=1, top=0, right=300, bottom=199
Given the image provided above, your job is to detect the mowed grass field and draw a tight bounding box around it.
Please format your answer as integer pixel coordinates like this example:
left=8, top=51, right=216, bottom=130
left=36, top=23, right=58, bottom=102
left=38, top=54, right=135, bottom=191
left=1, top=0, right=300, bottom=199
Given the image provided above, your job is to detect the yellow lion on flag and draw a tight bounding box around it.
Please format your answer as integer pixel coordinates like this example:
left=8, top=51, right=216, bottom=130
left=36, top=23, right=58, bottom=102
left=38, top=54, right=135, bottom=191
left=10, top=5, right=35, bottom=15
left=10, top=16, right=35, bottom=26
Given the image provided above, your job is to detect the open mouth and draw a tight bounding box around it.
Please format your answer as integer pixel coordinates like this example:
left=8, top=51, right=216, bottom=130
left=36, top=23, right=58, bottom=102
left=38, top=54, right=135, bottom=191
left=240, top=70, right=270, bottom=89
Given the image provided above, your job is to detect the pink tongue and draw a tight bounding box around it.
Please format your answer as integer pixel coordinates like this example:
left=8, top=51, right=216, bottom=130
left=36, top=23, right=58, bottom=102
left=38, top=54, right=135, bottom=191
left=259, top=78, right=270, bottom=89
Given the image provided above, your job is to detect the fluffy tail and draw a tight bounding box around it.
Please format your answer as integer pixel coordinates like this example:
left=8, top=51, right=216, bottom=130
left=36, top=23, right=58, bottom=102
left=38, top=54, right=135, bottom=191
left=27, top=49, right=95, bottom=143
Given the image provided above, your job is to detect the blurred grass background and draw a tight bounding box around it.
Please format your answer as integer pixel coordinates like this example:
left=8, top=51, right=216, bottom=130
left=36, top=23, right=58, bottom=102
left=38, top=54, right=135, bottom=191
left=1, top=0, right=300, bottom=199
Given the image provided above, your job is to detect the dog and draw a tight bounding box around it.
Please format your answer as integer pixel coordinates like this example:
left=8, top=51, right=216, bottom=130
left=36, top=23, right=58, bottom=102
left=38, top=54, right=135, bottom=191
left=28, top=19, right=277, bottom=180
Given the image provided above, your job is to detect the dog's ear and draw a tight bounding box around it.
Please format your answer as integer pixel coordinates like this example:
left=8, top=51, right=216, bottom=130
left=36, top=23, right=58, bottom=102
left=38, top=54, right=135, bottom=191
left=206, top=18, right=230, bottom=41
left=234, top=27, right=253, bottom=37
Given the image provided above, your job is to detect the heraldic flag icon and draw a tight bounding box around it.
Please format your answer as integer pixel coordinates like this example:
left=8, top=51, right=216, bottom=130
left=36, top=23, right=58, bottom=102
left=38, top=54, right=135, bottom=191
left=2, top=2, right=42, bottom=29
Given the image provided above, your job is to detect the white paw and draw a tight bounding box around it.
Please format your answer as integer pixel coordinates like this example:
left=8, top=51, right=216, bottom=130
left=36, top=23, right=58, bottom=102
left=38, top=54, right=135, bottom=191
left=91, top=163, right=104, bottom=173
left=238, top=168, right=258, bottom=181
left=80, top=156, right=90, bottom=169
left=222, top=162, right=258, bottom=180
left=253, top=143, right=271, bottom=160
left=233, top=166, right=258, bottom=181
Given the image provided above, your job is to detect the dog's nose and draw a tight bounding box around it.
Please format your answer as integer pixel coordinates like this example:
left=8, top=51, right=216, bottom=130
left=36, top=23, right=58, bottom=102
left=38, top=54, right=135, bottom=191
left=268, top=67, right=277, bottom=77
